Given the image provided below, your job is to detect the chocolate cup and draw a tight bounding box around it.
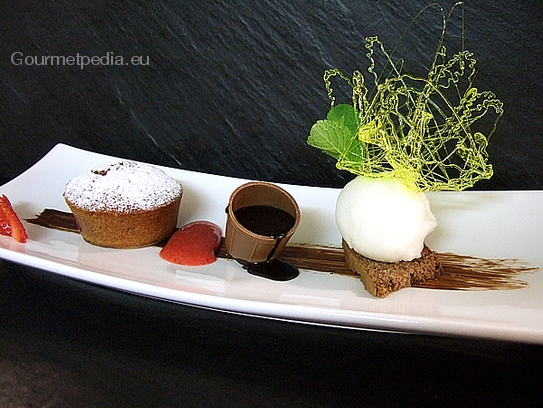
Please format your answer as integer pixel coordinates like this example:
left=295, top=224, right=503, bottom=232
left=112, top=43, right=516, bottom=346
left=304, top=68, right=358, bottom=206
left=225, top=182, right=300, bottom=264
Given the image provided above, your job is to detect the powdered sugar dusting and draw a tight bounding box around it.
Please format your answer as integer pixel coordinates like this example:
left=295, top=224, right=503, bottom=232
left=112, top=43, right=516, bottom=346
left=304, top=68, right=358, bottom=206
left=64, top=161, right=183, bottom=212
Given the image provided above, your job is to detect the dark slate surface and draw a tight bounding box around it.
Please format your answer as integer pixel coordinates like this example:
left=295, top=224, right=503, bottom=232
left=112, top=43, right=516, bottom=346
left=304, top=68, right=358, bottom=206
left=1, top=1, right=543, bottom=406
left=1, top=0, right=542, bottom=189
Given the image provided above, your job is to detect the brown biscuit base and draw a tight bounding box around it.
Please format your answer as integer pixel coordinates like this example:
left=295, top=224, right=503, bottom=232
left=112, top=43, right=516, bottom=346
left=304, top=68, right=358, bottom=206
left=342, top=240, right=443, bottom=298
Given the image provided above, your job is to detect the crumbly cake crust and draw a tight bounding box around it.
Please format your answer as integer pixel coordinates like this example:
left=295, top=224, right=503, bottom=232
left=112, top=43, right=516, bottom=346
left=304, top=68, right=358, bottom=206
left=342, top=240, right=443, bottom=298
left=66, top=198, right=181, bottom=248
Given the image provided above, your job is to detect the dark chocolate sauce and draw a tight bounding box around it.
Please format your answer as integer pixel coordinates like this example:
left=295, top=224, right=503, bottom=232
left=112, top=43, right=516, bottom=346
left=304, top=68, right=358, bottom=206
left=277, top=244, right=536, bottom=291
left=233, top=205, right=295, bottom=238
left=237, top=258, right=300, bottom=281
left=231, top=205, right=299, bottom=280
left=28, top=209, right=537, bottom=290
left=27, top=208, right=79, bottom=233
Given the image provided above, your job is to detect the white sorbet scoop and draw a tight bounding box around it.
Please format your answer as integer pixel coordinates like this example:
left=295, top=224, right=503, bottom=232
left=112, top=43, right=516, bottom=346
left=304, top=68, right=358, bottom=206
left=336, top=176, right=437, bottom=262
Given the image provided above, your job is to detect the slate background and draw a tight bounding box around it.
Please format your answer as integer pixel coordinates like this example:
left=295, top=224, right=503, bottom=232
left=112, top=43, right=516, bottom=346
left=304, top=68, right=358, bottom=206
left=1, top=0, right=542, bottom=189
left=2, top=1, right=543, bottom=406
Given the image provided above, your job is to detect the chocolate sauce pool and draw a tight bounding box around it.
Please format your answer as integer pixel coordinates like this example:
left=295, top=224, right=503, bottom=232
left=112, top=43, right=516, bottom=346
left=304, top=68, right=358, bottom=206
left=28, top=209, right=537, bottom=290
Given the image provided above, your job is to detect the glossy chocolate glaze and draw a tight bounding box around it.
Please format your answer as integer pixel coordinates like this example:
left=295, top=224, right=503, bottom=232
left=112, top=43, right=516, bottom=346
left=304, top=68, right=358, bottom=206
left=233, top=205, right=295, bottom=238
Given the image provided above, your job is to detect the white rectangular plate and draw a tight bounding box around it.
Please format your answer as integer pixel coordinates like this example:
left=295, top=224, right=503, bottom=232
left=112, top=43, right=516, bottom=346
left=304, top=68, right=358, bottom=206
left=1, top=144, right=542, bottom=343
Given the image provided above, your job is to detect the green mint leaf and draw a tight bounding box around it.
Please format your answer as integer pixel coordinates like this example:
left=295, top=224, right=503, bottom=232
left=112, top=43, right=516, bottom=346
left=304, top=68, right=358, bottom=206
left=326, top=103, right=359, bottom=132
left=308, top=104, right=362, bottom=164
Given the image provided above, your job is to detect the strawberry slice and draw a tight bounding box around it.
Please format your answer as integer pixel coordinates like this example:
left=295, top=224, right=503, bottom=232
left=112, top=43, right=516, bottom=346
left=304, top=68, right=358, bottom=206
left=0, top=194, right=28, bottom=243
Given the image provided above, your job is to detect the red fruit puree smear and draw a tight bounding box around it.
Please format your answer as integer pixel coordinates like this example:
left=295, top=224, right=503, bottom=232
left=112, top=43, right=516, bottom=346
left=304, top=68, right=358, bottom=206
left=160, top=221, right=222, bottom=266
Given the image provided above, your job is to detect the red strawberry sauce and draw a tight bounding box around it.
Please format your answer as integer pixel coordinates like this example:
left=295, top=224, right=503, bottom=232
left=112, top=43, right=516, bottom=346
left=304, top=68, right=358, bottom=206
left=160, top=221, right=222, bottom=266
